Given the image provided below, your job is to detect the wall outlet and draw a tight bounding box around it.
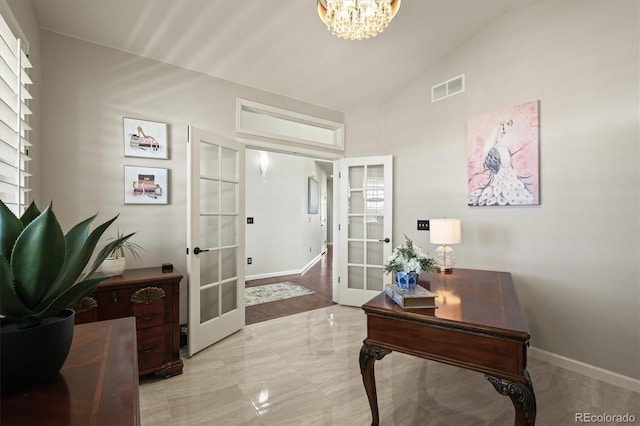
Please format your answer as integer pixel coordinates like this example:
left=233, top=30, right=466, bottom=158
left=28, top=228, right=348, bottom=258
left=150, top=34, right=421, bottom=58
left=247, top=257, right=252, bottom=264
left=417, top=220, right=430, bottom=231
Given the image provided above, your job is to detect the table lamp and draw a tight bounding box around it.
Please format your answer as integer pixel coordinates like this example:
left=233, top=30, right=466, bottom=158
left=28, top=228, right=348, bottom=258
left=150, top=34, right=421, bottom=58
left=430, top=218, right=461, bottom=273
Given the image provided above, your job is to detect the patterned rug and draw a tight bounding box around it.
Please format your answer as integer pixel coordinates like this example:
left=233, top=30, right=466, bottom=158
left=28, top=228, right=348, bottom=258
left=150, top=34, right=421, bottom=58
left=245, top=282, right=314, bottom=306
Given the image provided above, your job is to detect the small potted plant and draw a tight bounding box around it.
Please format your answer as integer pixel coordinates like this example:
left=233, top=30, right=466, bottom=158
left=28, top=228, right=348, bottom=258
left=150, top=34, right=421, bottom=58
left=383, top=234, right=435, bottom=291
left=0, top=200, right=133, bottom=392
left=100, top=229, right=143, bottom=276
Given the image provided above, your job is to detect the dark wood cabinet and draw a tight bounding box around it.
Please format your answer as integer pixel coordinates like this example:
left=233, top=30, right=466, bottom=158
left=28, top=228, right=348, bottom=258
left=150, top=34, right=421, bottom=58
left=79, top=267, right=184, bottom=378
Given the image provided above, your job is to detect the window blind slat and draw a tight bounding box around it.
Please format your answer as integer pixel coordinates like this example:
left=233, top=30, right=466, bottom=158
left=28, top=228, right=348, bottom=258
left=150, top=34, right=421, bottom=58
left=0, top=11, right=32, bottom=211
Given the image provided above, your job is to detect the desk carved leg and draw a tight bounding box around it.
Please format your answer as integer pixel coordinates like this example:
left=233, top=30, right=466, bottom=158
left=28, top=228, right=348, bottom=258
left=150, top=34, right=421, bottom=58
left=485, top=371, right=536, bottom=426
left=359, top=343, right=391, bottom=426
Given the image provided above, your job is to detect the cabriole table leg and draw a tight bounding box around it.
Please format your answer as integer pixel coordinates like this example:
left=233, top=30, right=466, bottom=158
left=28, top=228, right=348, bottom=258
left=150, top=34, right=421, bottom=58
left=359, top=343, right=391, bottom=426
left=485, top=371, right=537, bottom=426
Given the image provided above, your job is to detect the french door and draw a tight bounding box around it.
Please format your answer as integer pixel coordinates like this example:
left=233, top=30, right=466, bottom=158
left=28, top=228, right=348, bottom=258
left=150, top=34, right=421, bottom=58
left=187, top=127, right=245, bottom=356
left=334, top=156, right=393, bottom=306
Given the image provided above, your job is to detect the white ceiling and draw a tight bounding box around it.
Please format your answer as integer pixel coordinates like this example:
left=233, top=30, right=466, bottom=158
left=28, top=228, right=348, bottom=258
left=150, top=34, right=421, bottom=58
left=31, top=0, right=537, bottom=112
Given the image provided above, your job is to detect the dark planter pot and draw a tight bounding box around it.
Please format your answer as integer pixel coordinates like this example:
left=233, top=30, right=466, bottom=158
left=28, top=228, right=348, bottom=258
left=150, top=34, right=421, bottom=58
left=0, top=309, right=75, bottom=393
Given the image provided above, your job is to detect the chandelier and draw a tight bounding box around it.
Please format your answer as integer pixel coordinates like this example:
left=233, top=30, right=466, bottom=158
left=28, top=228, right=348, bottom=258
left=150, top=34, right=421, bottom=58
left=317, top=0, right=402, bottom=40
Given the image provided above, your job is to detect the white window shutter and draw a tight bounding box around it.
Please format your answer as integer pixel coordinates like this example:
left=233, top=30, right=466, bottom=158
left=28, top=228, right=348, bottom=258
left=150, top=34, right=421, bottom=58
left=0, top=9, right=32, bottom=216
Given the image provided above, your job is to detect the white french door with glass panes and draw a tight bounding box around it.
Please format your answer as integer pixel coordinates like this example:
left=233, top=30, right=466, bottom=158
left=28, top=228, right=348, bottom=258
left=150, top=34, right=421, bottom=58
left=334, top=156, right=393, bottom=307
left=187, top=127, right=245, bottom=356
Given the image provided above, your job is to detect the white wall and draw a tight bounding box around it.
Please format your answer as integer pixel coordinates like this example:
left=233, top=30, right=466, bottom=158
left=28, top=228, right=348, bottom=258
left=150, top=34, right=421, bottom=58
left=245, top=149, right=327, bottom=279
left=346, top=0, right=639, bottom=380
left=30, top=30, right=342, bottom=324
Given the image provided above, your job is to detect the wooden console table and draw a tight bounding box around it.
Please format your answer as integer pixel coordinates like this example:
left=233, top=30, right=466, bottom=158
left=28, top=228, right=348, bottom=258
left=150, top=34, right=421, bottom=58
left=360, top=268, right=536, bottom=426
left=1, top=318, right=140, bottom=426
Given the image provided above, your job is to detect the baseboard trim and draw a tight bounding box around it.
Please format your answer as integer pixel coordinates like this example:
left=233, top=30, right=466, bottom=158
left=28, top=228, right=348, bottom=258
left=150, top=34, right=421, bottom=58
left=301, top=253, right=322, bottom=275
left=246, top=269, right=301, bottom=281
left=246, top=254, right=324, bottom=282
left=529, top=347, right=640, bottom=392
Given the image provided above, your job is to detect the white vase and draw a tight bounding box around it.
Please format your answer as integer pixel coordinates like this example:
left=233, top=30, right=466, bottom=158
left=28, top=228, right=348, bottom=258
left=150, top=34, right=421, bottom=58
left=100, top=257, right=126, bottom=276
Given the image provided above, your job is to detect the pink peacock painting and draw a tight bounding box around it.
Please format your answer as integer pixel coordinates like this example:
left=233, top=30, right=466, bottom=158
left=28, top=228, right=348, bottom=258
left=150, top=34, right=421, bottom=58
left=467, top=100, right=540, bottom=206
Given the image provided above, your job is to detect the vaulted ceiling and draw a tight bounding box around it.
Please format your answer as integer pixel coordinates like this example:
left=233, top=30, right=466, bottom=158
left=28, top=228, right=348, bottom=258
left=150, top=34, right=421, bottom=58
left=31, top=0, right=537, bottom=112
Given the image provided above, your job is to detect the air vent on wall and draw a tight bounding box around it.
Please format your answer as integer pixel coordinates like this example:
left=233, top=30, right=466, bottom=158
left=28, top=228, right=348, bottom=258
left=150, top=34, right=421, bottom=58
left=431, top=74, right=465, bottom=102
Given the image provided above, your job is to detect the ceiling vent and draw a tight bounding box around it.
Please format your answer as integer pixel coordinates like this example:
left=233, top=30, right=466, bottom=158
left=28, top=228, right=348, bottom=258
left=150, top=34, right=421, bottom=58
left=431, top=74, right=465, bottom=102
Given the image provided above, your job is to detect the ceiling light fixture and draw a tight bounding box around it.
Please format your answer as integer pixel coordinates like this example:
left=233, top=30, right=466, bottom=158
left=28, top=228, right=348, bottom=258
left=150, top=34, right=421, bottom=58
left=317, top=0, right=401, bottom=40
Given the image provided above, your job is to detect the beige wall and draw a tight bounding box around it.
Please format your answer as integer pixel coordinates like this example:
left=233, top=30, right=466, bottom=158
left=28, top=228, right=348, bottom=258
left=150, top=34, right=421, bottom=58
left=31, top=30, right=342, bottom=324
left=346, top=0, right=640, bottom=379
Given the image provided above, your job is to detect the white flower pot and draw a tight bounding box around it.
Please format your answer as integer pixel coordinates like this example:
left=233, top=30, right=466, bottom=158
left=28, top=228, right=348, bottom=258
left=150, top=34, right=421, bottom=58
left=100, top=257, right=126, bottom=276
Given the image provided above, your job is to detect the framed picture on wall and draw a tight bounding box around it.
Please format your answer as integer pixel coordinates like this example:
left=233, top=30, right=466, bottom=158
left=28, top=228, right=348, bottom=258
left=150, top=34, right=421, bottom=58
left=467, top=100, right=540, bottom=206
left=123, top=117, right=168, bottom=159
left=308, top=176, right=319, bottom=214
left=124, top=166, right=168, bottom=204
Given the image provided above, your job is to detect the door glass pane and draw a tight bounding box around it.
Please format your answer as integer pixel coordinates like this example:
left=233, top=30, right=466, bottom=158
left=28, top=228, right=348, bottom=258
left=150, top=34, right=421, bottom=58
left=366, top=216, right=383, bottom=240
left=349, top=190, right=364, bottom=214
left=367, top=241, right=383, bottom=266
left=199, top=251, right=219, bottom=287
left=349, top=166, right=364, bottom=188
left=348, top=241, right=364, bottom=264
left=366, top=267, right=384, bottom=292
left=220, top=216, right=237, bottom=246
left=348, top=265, right=364, bottom=289
left=200, top=285, right=219, bottom=323
left=221, top=247, right=237, bottom=281
left=220, top=147, right=237, bottom=181
left=200, top=142, right=219, bottom=179
left=221, top=280, right=237, bottom=314
left=348, top=216, right=364, bottom=239
left=200, top=216, right=219, bottom=248
left=220, top=181, right=237, bottom=213
left=365, top=176, right=384, bottom=215
left=200, top=179, right=220, bottom=213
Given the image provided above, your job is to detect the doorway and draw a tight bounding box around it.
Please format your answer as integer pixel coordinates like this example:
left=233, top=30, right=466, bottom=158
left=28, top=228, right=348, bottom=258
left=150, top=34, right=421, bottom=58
left=244, top=149, right=335, bottom=324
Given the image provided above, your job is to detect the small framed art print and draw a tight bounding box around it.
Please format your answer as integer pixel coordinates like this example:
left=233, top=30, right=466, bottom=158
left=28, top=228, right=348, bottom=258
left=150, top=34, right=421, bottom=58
left=123, top=117, right=168, bottom=159
left=124, top=166, right=168, bottom=204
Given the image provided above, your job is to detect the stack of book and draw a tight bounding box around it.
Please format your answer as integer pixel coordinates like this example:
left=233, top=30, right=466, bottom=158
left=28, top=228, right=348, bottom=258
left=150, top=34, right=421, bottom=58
left=384, top=283, right=438, bottom=309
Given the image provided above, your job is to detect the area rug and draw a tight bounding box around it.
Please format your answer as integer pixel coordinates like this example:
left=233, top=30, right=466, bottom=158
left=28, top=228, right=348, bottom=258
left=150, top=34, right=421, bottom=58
left=245, top=282, right=314, bottom=306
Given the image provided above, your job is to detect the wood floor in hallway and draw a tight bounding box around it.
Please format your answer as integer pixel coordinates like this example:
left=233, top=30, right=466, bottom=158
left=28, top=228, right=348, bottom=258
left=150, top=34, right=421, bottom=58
left=245, top=246, right=334, bottom=325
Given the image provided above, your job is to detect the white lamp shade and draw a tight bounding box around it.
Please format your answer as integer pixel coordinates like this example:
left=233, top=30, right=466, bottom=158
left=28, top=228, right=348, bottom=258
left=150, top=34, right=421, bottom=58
left=430, top=218, right=461, bottom=245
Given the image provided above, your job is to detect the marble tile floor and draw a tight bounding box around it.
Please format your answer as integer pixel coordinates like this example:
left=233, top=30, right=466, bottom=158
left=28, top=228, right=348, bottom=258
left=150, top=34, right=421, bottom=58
left=140, top=305, right=639, bottom=425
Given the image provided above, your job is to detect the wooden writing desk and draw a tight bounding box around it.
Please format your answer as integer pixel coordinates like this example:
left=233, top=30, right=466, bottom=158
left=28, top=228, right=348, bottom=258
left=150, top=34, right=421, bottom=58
left=1, top=318, right=140, bottom=426
left=360, top=268, right=536, bottom=425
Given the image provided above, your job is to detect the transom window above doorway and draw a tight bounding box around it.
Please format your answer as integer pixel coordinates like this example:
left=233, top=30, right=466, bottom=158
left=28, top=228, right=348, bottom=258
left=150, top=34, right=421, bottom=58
left=236, top=99, right=344, bottom=157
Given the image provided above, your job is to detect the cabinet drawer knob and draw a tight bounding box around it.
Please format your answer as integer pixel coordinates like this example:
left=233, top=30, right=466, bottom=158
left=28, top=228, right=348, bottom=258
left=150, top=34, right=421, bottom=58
left=138, top=342, right=160, bottom=354
left=112, top=291, right=117, bottom=302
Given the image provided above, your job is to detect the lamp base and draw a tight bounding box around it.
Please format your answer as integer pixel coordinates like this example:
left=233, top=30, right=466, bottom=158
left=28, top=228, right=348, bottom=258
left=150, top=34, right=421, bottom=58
left=437, top=267, right=454, bottom=274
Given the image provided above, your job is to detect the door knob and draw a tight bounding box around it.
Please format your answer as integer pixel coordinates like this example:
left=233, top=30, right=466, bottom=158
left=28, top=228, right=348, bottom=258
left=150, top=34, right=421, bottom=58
left=379, top=238, right=390, bottom=243
left=193, top=247, right=210, bottom=255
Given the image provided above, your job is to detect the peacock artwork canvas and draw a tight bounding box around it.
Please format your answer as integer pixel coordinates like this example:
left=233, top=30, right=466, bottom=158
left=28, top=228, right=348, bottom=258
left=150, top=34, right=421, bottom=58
left=467, top=100, right=540, bottom=206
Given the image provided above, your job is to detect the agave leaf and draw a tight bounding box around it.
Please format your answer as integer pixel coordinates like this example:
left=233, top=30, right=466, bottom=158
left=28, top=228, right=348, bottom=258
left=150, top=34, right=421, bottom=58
left=0, top=254, right=33, bottom=319
left=11, top=204, right=66, bottom=309
left=0, top=200, right=24, bottom=262
left=20, top=201, right=41, bottom=228
left=35, top=275, right=109, bottom=321
left=41, top=214, right=98, bottom=304
left=85, top=231, right=135, bottom=278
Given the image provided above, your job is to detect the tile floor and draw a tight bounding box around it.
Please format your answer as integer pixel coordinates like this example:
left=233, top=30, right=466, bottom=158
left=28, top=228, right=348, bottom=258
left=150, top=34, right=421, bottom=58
left=140, top=305, right=639, bottom=425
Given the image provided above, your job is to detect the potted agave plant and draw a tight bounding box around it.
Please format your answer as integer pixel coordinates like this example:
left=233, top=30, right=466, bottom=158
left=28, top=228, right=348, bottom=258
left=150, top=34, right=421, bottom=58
left=0, top=200, right=133, bottom=392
